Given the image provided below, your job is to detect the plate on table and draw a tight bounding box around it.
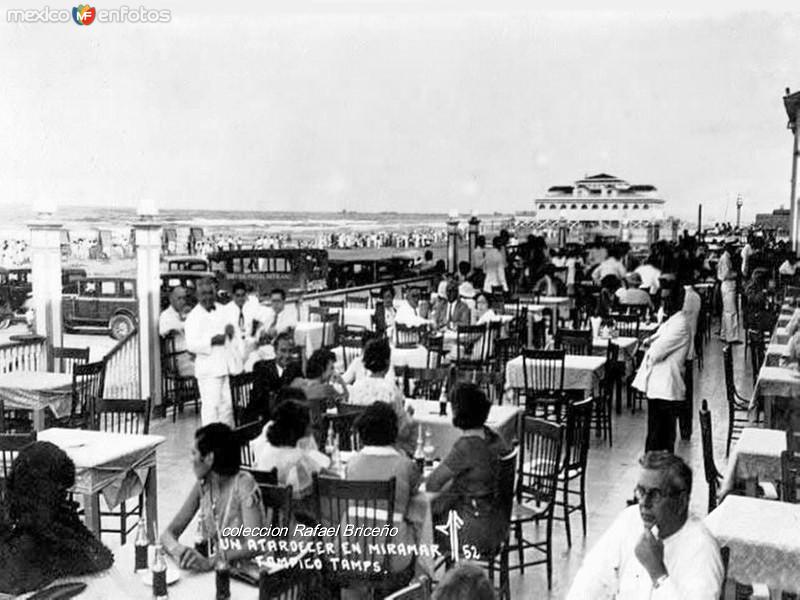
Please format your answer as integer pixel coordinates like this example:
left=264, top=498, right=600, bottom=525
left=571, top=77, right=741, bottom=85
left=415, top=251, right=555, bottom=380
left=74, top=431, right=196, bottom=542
left=140, top=569, right=180, bottom=586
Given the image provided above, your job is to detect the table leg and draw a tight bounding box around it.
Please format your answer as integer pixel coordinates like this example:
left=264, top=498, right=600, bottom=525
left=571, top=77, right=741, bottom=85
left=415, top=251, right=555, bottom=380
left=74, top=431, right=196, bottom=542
left=83, top=493, right=101, bottom=536
left=32, top=407, right=46, bottom=431
left=145, top=465, right=159, bottom=541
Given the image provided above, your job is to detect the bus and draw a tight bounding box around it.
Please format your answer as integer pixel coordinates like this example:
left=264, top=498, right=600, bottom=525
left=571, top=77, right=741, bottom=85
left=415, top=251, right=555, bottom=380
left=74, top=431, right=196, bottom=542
left=207, top=249, right=328, bottom=297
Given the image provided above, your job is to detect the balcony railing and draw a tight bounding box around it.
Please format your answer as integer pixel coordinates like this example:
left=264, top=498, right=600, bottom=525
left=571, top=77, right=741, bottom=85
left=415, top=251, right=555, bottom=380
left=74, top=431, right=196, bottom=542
left=103, top=327, right=141, bottom=399
left=0, top=336, right=46, bottom=374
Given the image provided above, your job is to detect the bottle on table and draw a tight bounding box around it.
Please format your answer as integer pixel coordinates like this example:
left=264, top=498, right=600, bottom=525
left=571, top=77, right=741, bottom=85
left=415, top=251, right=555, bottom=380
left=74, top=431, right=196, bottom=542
left=151, top=543, right=168, bottom=600
left=414, top=426, right=425, bottom=471
left=194, top=518, right=209, bottom=558
left=439, top=383, right=448, bottom=417
left=325, top=422, right=335, bottom=457
left=214, top=543, right=231, bottom=600
left=331, top=433, right=344, bottom=476
left=423, top=428, right=435, bottom=467
left=134, top=517, right=149, bottom=572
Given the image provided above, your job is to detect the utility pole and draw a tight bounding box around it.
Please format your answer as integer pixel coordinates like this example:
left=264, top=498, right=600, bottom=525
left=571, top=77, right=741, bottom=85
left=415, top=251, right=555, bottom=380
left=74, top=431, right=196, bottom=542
left=736, top=194, right=743, bottom=230
left=783, top=88, right=800, bottom=252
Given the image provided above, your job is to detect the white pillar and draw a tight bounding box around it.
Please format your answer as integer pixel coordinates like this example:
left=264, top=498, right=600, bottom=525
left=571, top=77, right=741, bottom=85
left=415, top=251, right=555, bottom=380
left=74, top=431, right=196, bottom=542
left=28, top=215, right=63, bottom=371
left=134, top=218, right=162, bottom=410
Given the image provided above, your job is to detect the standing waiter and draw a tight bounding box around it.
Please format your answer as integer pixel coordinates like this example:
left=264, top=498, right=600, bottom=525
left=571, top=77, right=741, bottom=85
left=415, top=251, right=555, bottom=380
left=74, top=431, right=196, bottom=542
left=717, top=237, right=741, bottom=344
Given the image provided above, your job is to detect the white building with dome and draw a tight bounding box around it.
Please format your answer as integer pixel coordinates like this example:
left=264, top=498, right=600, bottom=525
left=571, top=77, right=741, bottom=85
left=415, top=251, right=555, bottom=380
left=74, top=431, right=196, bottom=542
left=529, top=173, right=667, bottom=245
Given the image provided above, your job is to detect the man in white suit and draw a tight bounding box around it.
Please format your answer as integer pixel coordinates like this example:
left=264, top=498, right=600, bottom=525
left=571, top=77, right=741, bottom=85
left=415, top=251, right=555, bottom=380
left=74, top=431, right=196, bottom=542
left=633, top=286, right=693, bottom=453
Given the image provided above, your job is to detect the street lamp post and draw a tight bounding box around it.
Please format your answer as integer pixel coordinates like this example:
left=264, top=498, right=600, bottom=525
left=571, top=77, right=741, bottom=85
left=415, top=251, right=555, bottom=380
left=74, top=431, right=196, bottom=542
left=783, top=88, right=800, bottom=252
left=736, top=194, right=743, bottom=230
left=446, top=209, right=460, bottom=275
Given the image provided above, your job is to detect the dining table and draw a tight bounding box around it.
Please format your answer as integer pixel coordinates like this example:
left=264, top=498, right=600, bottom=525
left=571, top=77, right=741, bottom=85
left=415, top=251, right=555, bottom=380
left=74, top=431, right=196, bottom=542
left=719, top=427, right=786, bottom=497
left=504, top=353, right=606, bottom=397
left=0, top=370, right=74, bottom=430
left=294, top=320, right=337, bottom=356
left=37, top=428, right=165, bottom=541
left=705, top=495, right=800, bottom=597
left=750, top=365, right=800, bottom=417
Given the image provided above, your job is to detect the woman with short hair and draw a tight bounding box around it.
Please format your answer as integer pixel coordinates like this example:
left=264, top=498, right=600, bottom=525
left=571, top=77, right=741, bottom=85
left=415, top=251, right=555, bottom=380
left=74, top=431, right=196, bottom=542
left=426, top=382, right=512, bottom=557
left=160, top=423, right=266, bottom=570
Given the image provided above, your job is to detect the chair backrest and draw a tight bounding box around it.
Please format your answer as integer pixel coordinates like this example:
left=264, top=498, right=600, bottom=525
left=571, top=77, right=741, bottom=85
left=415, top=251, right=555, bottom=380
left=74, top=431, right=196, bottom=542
left=521, top=349, right=565, bottom=396
left=257, top=481, right=294, bottom=531
left=229, top=371, right=257, bottom=427
left=404, top=367, right=452, bottom=400
left=517, top=417, right=564, bottom=508
left=313, top=475, right=397, bottom=584
left=555, top=328, right=592, bottom=356
left=234, top=421, right=264, bottom=468
left=611, top=314, right=640, bottom=338
left=563, top=398, right=593, bottom=472
left=259, top=566, right=313, bottom=600
left=602, top=341, right=620, bottom=388
left=698, top=399, right=720, bottom=512
left=320, top=404, right=366, bottom=451
left=72, top=360, right=107, bottom=418
left=92, top=397, right=151, bottom=434
left=483, top=321, right=503, bottom=363
left=0, top=399, right=4, bottom=433
left=318, top=299, right=345, bottom=315
left=339, top=329, right=366, bottom=371
left=383, top=575, right=431, bottom=600
left=346, top=295, right=370, bottom=309
left=454, top=367, right=505, bottom=405
left=424, top=334, right=445, bottom=368
left=781, top=450, right=800, bottom=503
left=395, top=323, right=426, bottom=349
left=721, top=344, right=737, bottom=407
left=53, top=346, right=90, bottom=375
left=494, top=448, right=519, bottom=530
left=0, top=432, right=36, bottom=479
left=719, top=546, right=730, bottom=600
left=250, top=467, right=278, bottom=486
left=747, top=329, right=767, bottom=386
left=307, top=306, right=332, bottom=321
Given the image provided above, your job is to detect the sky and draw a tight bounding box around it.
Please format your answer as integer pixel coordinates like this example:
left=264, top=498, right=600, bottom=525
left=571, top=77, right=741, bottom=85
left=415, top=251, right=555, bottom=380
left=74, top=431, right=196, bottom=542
left=1, top=0, right=799, bottom=224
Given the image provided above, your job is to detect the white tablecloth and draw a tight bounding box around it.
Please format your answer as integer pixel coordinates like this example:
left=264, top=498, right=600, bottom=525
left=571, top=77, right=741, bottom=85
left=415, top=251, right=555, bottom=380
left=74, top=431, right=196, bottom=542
left=706, top=496, right=800, bottom=594
left=407, top=398, right=521, bottom=460
left=343, top=307, right=374, bottom=330
left=0, top=370, right=74, bottom=418
left=592, top=336, right=639, bottom=376
left=294, top=321, right=336, bottom=355
left=751, top=366, right=800, bottom=409
left=504, top=354, right=606, bottom=394
left=719, top=428, right=786, bottom=496
left=771, top=327, right=789, bottom=345
left=765, top=344, right=790, bottom=367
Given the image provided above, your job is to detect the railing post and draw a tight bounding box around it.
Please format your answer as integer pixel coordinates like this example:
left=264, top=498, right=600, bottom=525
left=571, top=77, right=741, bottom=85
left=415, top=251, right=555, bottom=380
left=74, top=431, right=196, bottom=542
left=134, top=204, right=162, bottom=414
left=28, top=203, right=63, bottom=372
left=468, top=213, right=480, bottom=268
left=447, top=211, right=460, bottom=275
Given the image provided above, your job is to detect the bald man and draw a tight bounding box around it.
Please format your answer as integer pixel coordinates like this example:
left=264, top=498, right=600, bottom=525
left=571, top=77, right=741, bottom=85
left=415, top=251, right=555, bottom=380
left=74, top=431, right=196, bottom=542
left=159, top=286, right=194, bottom=377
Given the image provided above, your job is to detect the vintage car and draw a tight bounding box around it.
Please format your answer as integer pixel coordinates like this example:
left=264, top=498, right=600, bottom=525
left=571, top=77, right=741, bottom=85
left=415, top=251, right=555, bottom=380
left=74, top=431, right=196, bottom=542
left=0, top=267, right=87, bottom=313
left=166, top=255, right=209, bottom=273
left=62, top=277, right=137, bottom=340
left=159, top=270, right=224, bottom=310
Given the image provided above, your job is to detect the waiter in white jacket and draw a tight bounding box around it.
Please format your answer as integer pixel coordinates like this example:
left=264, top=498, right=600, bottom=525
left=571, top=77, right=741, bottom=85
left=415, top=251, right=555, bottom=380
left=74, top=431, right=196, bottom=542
left=185, top=278, right=241, bottom=426
left=633, top=286, right=693, bottom=453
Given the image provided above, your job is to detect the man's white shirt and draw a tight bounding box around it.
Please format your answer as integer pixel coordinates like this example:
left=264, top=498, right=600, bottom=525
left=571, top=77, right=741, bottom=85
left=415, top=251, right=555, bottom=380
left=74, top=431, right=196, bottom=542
left=184, top=302, right=242, bottom=378
left=394, top=300, right=429, bottom=327
left=566, top=505, right=723, bottom=600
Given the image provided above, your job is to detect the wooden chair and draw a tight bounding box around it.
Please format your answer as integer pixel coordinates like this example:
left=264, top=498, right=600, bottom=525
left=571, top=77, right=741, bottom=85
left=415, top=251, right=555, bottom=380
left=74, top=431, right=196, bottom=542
left=747, top=329, right=768, bottom=387
left=781, top=449, right=800, bottom=503
left=554, top=329, right=591, bottom=356
left=596, top=342, right=619, bottom=444
left=384, top=575, right=431, bottom=600
left=765, top=395, right=800, bottom=431
left=160, top=336, right=200, bottom=421
left=699, top=399, right=723, bottom=513
left=611, top=314, right=640, bottom=339
left=0, top=398, right=32, bottom=433
left=403, top=367, right=452, bottom=400
left=229, top=371, right=257, bottom=427
left=259, top=566, right=316, bottom=600
left=52, top=360, right=106, bottom=429
left=313, top=475, right=414, bottom=596
left=508, top=417, right=564, bottom=588
left=555, top=398, right=593, bottom=547
left=320, top=404, right=366, bottom=452
left=395, top=324, right=426, bottom=349
left=470, top=449, right=518, bottom=600
left=0, top=431, right=36, bottom=503
left=52, top=346, right=90, bottom=374
left=520, top=349, right=565, bottom=419
left=257, top=481, right=294, bottom=531
left=318, top=299, right=345, bottom=325
left=234, top=421, right=264, bottom=469
left=722, top=344, right=752, bottom=456
left=455, top=368, right=505, bottom=405
left=307, top=306, right=332, bottom=322
left=345, top=295, right=370, bottom=309
left=249, top=467, right=278, bottom=485
left=424, top=334, right=447, bottom=368
left=318, top=313, right=340, bottom=349
left=338, top=328, right=366, bottom=372
left=94, top=397, right=151, bottom=545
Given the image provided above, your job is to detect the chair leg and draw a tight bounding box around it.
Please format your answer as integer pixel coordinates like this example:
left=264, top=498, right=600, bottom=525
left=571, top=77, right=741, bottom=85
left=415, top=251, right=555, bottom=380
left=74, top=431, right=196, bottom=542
left=500, top=546, right=510, bottom=600
left=563, top=478, right=572, bottom=548
left=546, top=516, right=553, bottom=590
left=120, top=500, right=126, bottom=545
left=726, top=411, right=733, bottom=458
left=580, top=475, right=588, bottom=537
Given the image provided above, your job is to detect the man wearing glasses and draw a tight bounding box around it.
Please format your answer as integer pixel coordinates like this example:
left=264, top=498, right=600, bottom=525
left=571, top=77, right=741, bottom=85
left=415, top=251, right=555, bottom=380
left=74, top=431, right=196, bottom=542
left=567, top=452, right=723, bottom=599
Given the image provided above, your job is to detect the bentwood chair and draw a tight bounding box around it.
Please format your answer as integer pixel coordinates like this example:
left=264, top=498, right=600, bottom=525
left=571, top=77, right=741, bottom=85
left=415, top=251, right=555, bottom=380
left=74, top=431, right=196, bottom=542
left=319, top=403, right=365, bottom=452
left=0, top=431, right=36, bottom=504
left=455, top=324, right=488, bottom=369
left=508, top=418, right=564, bottom=588
left=160, top=335, right=200, bottom=422
left=313, top=475, right=414, bottom=597
left=94, top=397, right=151, bottom=545
left=52, top=360, right=107, bottom=429
left=234, top=421, right=264, bottom=469
left=555, top=398, right=593, bottom=547
left=403, top=367, right=452, bottom=401
left=520, top=349, right=565, bottom=418
left=424, top=334, right=447, bottom=368
left=52, top=346, right=90, bottom=375
left=455, top=367, right=506, bottom=405
left=554, top=329, right=591, bottom=356
left=395, top=324, right=426, bottom=349
left=338, top=328, right=366, bottom=372
left=611, top=314, right=641, bottom=339
left=384, top=575, right=431, bottom=600
left=257, top=481, right=294, bottom=532
left=699, top=399, right=723, bottom=513
left=722, top=344, right=752, bottom=456
left=229, top=371, right=257, bottom=427
left=318, top=299, right=345, bottom=326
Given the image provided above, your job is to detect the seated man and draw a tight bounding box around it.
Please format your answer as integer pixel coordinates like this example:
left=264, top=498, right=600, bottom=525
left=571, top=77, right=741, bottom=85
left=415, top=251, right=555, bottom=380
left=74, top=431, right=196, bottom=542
left=432, top=280, right=471, bottom=331
left=290, top=348, right=348, bottom=408
left=567, top=451, right=723, bottom=600
left=615, top=272, right=654, bottom=311
left=246, top=332, right=303, bottom=423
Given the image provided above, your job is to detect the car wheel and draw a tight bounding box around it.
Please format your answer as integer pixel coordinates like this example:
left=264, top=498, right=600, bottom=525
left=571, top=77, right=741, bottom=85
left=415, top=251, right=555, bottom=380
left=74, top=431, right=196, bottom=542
left=109, top=313, right=135, bottom=340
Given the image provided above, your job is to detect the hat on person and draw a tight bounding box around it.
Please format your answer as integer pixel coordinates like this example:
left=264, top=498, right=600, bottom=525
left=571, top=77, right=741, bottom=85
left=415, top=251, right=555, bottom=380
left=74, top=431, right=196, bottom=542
left=437, top=281, right=449, bottom=299
left=625, top=272, right=643, bottom=287
left=458, top=281, right=477, bottom=299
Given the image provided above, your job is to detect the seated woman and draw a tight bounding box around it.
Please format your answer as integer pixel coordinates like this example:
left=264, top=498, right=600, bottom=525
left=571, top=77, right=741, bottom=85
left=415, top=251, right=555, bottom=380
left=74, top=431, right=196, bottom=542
left=291, top=348, right=349, bottom=408
left=426, top=382, right=512, bottom=557
left=0, top=441, right=114, bottom=594
left=473, top=292, right=499, bottom=325
left=161, top=423, right=266, bottom=570
left=597, top=274, right=622, bottom=318
left=254, top=398, right=330, bottom=502
left=347, top=337, right=415, bottom=454
left=345, top=402, right=420, bottom=585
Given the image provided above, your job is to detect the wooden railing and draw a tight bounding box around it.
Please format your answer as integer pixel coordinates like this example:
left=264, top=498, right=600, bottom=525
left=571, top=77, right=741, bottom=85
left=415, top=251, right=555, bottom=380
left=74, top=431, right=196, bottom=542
left=0, top=336, right=46, bottom=374
left=103, top=327, right=141, bottom=399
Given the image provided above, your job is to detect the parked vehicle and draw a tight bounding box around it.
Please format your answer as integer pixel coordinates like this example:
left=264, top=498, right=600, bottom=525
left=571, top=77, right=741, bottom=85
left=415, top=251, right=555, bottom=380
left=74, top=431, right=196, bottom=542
left=160, top=271, right=221, bottom=310
left=166, top=255, right=209, bottom=273
left=62, top=277, right=137, bottom=340
left=207, top=249, right=328, bottom=296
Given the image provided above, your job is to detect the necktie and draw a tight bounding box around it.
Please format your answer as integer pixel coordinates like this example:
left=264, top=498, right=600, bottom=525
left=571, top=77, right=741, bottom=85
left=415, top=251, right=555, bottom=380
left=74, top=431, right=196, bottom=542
left=448, top=303, right=453, bottom=322
left=238, top=309, right=244, bottom=331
